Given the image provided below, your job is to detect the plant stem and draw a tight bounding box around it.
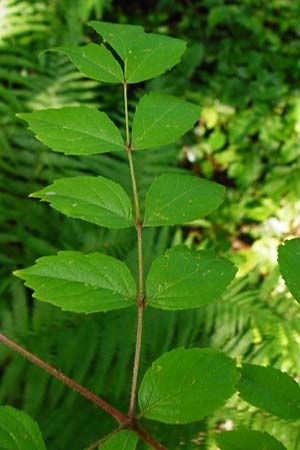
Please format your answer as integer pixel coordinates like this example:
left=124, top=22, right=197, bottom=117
left=135, top=426, right=168, bottom=450
left=0, top=333, right=127, bottom=424
left=123, top=81, right=145, bottom=419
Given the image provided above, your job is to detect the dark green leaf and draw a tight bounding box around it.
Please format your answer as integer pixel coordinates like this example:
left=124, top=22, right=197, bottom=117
left=138, top=347, right=239, bottom=424
left=132, top=93, right=199, bottom=149
left=99, top=430, right=138, bottom=449
left=14, top=251, right=136, bottom=313
left=88, top=21, right=145, bottom=60
left=17, top=106, right=124, bottom=155
left=51, top=44, right=123, bottom=83
left=143, top=173, right=225, bottom=227
left=88, top=21, right=186, bottom=83
left=215, top=430, right=287, bottom=450
left=278, top=238, right=300, bottom=303
left=0, top=406, right=46, bottom=450
left=146, top=245, right=237, bottom=310
left=237, top=363, right=300, bottom=420
left=31, top=176, right=134, bottom=229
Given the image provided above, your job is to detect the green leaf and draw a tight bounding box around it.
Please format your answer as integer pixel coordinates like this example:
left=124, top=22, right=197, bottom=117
left=88, top=21, right=186, bottom=83
left=0, top=405, right=46, bottom=450
left=278, top=238, right=300, bottom=303
left=31, top=176, right=134, bottom=229
left=215, top=430, right=287, bottom=450
left=14, top=251, right=136, bottom=313
left=51, top=44, right=123, bottom=83
left=237, top=363, right=300, bottom=420
left=146, top=245, right=237, bottom=310
left=99, top=430, right=138, bottom=449
left=138, top=347, right=239, bottom=424
left=17, top=106, right=124, bottom=155
left=143, top=173, right=225, bottom=227
left=132, top=93, right=199, bottom=149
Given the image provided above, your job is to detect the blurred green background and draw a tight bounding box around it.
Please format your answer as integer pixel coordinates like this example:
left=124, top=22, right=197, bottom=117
left=1, top=0, right=300, bottom=448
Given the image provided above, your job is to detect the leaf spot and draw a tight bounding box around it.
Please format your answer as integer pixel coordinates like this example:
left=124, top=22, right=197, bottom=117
left=45, top=191, right=56, bottom=196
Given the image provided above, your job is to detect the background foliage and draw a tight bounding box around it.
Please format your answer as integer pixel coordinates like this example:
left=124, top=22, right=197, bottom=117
left=1, top=0, right=300, bottom=448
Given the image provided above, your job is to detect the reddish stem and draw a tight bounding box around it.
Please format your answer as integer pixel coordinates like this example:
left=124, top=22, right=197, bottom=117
left=0, top=333, right=127, bottom=424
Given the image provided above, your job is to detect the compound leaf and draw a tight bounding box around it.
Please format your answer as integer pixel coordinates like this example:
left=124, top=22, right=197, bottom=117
left=51, top=44, right=123, bottom=83
left=138, top=347, right=239, bottom=424
left=99, top=430, right=138, bottom=449
left=14, top=251, right=136, bottom=313
left=89, top=21, right=186, bottom=83
left=132, top=93, right=199, bottom=150
left=146, top=245, right=237, bottom=310
left=17, top=106, right=124, bottom=155
left=215, top=430, right=287, bottom=450
left=143, top=173, right=225, bottom=227
left=237, top=363, right=300, bottom=420
left=31, top=176, right=134, bottom=229
left=0, top=406, right=46, bottom=450
left=278, top=238, right=300, bottom=303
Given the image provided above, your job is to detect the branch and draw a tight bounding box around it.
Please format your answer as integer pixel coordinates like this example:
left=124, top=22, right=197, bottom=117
left=0, top=333, right=127, bottom=424
left=123, top=81, right=146, bottom=419
left=135, top=426, right=168, bottom=450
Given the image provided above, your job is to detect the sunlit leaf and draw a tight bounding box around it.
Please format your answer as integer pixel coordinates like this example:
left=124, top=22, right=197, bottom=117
left=17, top=106, right=124, bottom=155
left=14, top=251, right=136, bottom=313
left=138, top=347, right=239, bottom=424
left=146, top=245, right=237, bottom=310
left=31, top=176, right=134, bottom=229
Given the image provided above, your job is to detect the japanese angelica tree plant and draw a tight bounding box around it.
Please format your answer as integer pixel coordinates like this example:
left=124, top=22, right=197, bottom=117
left=1, top=21, right=300, bottom=450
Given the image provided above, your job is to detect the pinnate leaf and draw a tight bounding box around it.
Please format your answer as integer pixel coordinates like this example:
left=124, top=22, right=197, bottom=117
left=51, top=44, right=123, bottom=83
left=143, top=173, right=225, bottom=227
left=132, top=93, right=199, bottom=149
left=146, top=245, right=237, bottom=310
left=215, top=430, right=286, bottom=450
left=99, top=430, right=138, bottom=449
left=31, top=176, right=134, bottom=229
left=138, top=347, right=239, bottom=424
left=237, top=363, right=300, bottom=420
left=278, top=238, right=300, bottom=303
left=89, top=21, right=186, bottom=83
left=14, top=251, right=136, bottom=313
left=0, top=405, right=46, bottom=450
left=17, top=106, right=124, bottom=155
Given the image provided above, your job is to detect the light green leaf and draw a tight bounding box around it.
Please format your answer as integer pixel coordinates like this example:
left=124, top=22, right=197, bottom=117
left=215, top=430, right=287, bottom=450
left=51, top=44, right=123, bottom=83
left=99, top=430, right=138, bottom=449
left=143, top=173, right=225, bottom=227
left=0, top=406, right=46, bottom=450
left=237, top=363, right=300, bottom=420
left=88, top=21, right=186, bottom=83
left=17, top=106, right=124, bottom=155
left=31, top=176, right=134, bottom=229
left=146, top=245, right=237, bottom=310
left=14, top=251, right=136, bottom=313
left=132, top=93, right=199, bottom=149
left=278, top=238, right=300, bottom=303
left=138, top=347, right=239, bottom=424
